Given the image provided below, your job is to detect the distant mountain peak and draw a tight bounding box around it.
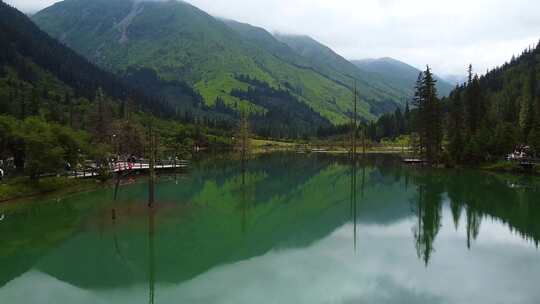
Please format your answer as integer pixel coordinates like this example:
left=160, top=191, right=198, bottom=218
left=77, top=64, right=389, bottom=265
left=32, top=0, right=449, bottom=125
left=357, top=57, right=398, bottom=62
left=351, top=57, right=454, bottom=97
left=441, top=74, right=468, bottom=85
left=353, top=57, right=418, bottom=69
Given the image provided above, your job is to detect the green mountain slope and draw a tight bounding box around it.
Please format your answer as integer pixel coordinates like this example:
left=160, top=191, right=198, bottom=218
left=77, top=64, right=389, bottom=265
left=0, top=0, right=173, bottom=120
left=0, top=1, right=237, bottom=178
left=33, top=0, right=371, bottom=124
left=33, top=0, right=438, bottom=125
left=221, top=19, right=312, bottom=69
left=351, top=57, right=454, bottom=97
left=274, top=34, right=415, bottom=113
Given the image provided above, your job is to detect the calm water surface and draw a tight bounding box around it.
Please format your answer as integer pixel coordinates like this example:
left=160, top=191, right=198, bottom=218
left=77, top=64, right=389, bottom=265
left=1, top=154, right=539, bottom=303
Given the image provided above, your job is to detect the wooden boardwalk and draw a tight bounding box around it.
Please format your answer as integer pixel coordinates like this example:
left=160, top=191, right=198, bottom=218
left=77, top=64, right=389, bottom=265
left=402, top=158, right=426, bottom=164
left=73, top=161, right=189, bottom=178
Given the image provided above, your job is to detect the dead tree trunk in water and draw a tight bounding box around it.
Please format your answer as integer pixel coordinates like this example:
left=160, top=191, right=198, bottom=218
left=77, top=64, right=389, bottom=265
left=236, top=109, right=251, bottom=233
left=148, top=123, right=156, bottom=208
left=350, top=81, right=358, bottom=160
left=147, top=207, right=155, bottom=304
left=236, top=109, right=251, bottom=167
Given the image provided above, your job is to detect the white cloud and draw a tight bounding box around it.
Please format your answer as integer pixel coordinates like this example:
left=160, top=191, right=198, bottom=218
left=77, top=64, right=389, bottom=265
left=6, top=0, right=540, bottom=75
left=2, top=209, right=538, bottom=303
left=4, top=0, right=60, bottom=13
left=182, top=0, right=540, bottom=75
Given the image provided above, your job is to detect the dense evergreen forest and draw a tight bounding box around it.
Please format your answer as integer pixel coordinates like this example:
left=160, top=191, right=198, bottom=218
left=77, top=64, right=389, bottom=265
left=0, top=0, right=334, bottom=182
left=0, top=1, right=232, bottom=178
left=35, top=0, right=457, bottom=128
left=445, top=45, right=540, bottom=164
left=337, top=42, right=540, bottom=165
left=229, top=75, right=332, bottom=138
left=2, top=0, right=540, bottom=180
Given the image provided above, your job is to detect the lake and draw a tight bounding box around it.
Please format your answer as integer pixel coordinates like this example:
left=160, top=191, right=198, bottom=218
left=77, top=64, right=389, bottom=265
left=1, top=154, right=539, bottom=304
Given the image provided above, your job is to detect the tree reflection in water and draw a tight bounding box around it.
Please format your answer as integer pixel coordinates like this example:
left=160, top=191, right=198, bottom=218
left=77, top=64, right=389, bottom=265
left=408, top=167, right=540, bottom=266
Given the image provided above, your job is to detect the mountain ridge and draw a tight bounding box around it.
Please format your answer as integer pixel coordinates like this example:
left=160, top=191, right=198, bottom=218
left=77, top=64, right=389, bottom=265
left=351, top=57, right=454, bottom=97
left=32, top=0, right=448, bottom=127
left=32, top=0, right=420, bottom=124
left=33, top=0, right=367, bottom=125
left=0, top=0, right=173, bottom=117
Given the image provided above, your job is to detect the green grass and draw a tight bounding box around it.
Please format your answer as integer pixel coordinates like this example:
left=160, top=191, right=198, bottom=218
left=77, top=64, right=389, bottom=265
left=32, top=0, right=395, bottom=125
left=0, top=176, right=96, bottom=202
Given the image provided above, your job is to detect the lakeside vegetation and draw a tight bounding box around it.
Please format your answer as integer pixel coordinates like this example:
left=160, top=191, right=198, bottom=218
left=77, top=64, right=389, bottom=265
left=327, top=42, right=540, bottom=168
left=2, top=0, right=540, bottom=302
left=32, top=0, right=432, bottom=127
left=2, top=154, right=540, bottom=291
left=2, top=0, right=540, bottom=205
left=0, top=176, right=96, bottom=202
left=0, top=1, right=234, bottom=195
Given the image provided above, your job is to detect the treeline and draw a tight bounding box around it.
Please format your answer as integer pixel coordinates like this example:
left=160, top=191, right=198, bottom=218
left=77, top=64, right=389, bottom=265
left=120, top=67, right=240, bottom=129
left=0, top=115, right=104, bottom=179
left=0, top=2, right=235, bottom=179
left=315, top=105, right=410, bottom=142
left=445, top=44, right=540, bottom=164
left=364, top=162, right=540, bottom=265
left=0, top=1, right=172, bottom=117
left=408, top=169, right=540, bottom=265
left=0, top=84, right=232, bottom=179
left=229, top=74, right=332, bottom=139
left=347, top=41, right=540, bottom=165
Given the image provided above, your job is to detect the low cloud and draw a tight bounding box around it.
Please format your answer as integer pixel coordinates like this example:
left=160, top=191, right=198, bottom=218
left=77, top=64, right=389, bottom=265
left=184, top=0, right=540, bottom=76
left=7, top=0, right=540, bottom=76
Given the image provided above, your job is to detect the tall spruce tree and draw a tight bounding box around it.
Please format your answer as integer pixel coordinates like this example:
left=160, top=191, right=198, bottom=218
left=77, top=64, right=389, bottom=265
left=422, top=66, right=443, bottom=164
left=404, top=100, right=411, bottom=132
left=412, top=67, right=442, bottom=164
left=447, top=88, right=465, bottom=163
left=521, top=67, right=537, bottom=141
left=412, top=72, right=426, bottom=156
left=465, top=75, right=483, bottom=135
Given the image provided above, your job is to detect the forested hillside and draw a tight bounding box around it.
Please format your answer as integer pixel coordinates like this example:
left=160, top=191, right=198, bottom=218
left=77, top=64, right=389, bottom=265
left=351, top=57, right=453, bottom=98
left=32, top=0, right=423, bottom=126
left=362, top=42, right=540, bottom=165
left=31, top=0, right=353, bottom=124
left=0, top=1, right=231, bottom=178
left=0, top=0, right=172, bottom=118
left=274, top=34, right=409, bottom=114
left=445, top=43, right=540, bottom=163
left=230, top=28, right=410, bottom=112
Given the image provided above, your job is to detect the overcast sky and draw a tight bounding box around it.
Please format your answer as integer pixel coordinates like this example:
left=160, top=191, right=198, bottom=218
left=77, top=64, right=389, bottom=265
left=6, top=0, right=540, bottom=76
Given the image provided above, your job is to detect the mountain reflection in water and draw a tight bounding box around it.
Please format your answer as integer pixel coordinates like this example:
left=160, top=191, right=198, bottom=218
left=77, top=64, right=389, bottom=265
left=1, top=154, right=539, bottom=304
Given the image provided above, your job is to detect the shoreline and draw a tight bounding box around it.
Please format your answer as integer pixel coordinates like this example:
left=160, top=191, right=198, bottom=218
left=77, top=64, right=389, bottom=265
left=1, top=153, right=537, bottom=204
left=479, top=162, right=540, bottom=175
left=0, top=177, right=101, bottom=204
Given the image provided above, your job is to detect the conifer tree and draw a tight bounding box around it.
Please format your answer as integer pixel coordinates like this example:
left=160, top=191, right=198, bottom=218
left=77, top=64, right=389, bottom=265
left=447, top=88, right=465, bottom=163
left=404, top=100, right=411, bottom=132
left=412, top=67, right=442, bottom=164
left=412, top=72, right=425, bottom=155
left=466, top=76, right=481, bottom=134
left=422, top=66, right=442, bottom=164
left=529, top=123, right=540, bottom=156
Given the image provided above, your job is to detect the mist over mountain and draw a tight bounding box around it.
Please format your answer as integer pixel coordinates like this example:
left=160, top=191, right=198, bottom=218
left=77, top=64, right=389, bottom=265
left=272, top=33, right=411, bottom=115
left=32, top=0, right=433, bottom=125
left=441, top=74, right=468, bottom=86
left=351, top=57, right=454, bottom=97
